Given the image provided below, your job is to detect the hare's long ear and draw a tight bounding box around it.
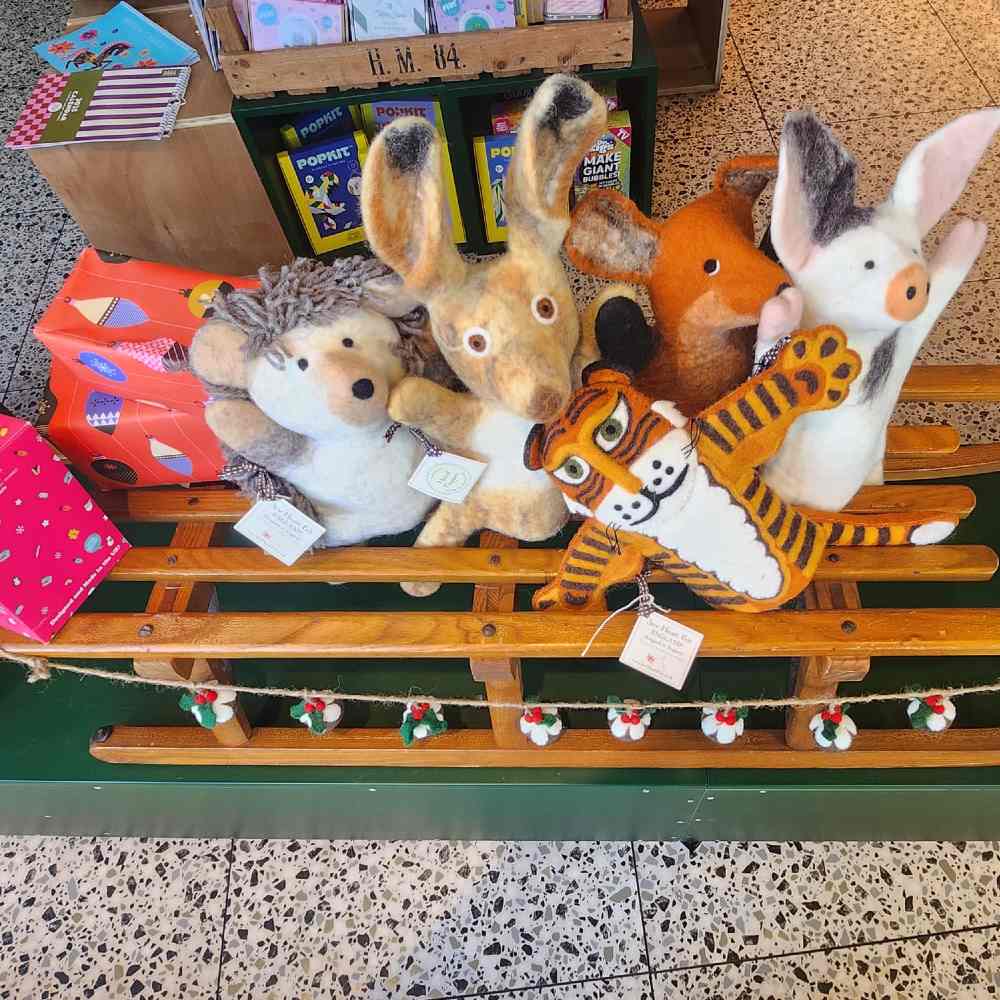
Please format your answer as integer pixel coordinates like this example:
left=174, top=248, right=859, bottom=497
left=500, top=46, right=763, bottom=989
left=891, top=108, right=1000, bottom=237
left=189, top=321, right=250, bottom=389
left=505, top=74, right=607, bottom=255
left=772, top=111, right=872, bottom=272
left=361, top=116, right=468, bottom=300
left=565, top=189, right=660, bottom=283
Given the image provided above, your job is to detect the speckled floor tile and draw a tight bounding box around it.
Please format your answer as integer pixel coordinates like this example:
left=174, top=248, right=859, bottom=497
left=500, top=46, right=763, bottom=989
left=0, top=835, right=230, bottom=1000
left=657, top=36, right=767, bottom=138
left=927, top=0, right=1000, bottom=102
left=636, top=840, right=1000, bottom=971
left=0, top=208, right=67, bottom=376
left=220, top=840, right=646, bottom=999
left=486, top=975, right=654, bottom=1000
left=653, top=127, right=776, bottom=235
left=803, top=113, right=1000, bottom=283
left=0, top=383, right=47, bottom=423
left=728, top=0, right=991, bottom=134
left=5, top=216, right=86, bottom=398
left=653, top=926, right=1000, bottom=998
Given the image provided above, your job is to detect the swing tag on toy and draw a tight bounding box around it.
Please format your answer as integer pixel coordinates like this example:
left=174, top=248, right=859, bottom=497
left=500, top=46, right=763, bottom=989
left=619, top=612, right=703, bottom=690
left=234, top=499, right=325, bottom=566
left=408, top=452, right=487, bottom=504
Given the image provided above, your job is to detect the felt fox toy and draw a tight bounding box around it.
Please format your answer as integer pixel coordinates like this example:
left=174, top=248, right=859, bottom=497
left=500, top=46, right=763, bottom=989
left=525, top=325, right=957, bottom=613
left=564, top=156, right=790, bottom=416
left=363, top=75, right=646, bottom=596
left=761, top=108, right=1000, bottom=511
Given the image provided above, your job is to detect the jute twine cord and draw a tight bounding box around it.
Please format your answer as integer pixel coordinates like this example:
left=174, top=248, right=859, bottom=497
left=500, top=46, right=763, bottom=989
left=3, top=646, right=999, bottom=712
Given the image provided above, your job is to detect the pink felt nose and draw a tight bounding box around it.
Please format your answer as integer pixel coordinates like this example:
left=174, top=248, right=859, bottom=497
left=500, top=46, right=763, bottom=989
left=885, top=262, right=930, bottom=322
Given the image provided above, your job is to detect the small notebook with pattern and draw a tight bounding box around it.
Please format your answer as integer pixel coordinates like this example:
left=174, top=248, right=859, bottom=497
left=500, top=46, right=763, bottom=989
left=5, top=66, right=190, bottom=150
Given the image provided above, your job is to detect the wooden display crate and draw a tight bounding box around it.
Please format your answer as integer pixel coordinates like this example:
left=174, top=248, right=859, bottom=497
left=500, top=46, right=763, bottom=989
left=5, top=366, right=1000, bottom=772
left=206, top=0, right=633, bottom=98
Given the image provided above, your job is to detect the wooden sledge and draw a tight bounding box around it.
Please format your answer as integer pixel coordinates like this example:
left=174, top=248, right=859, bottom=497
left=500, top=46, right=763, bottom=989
left=4, top=365, right=1000, bottom=770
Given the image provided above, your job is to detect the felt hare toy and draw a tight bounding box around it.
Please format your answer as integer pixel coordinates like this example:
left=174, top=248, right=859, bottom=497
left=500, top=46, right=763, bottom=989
left=565, top=156, right=790, bottom=415
left=361, top=75, right=611, bottom=596
left=189, top=257, right=438, bottom=547
left=762, top=108, right=1000, bottom=511
left=525, top=325, right=957, bottom=614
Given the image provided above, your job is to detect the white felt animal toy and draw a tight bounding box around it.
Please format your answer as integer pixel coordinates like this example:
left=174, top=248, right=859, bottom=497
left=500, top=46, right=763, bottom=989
left=361, top=74, right=613, bottom=595
left=761, top=108, right=1000, bottom=510
left=189, top=257, right=439, bottom=547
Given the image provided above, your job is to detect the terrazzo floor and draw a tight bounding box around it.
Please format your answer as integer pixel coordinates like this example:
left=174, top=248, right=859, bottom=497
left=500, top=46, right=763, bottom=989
left=3, top=0, right=1000, bottom=997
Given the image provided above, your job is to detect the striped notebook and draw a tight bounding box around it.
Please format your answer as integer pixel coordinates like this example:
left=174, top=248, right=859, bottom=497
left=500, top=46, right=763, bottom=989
left=5, top=66, right=190, bottom=150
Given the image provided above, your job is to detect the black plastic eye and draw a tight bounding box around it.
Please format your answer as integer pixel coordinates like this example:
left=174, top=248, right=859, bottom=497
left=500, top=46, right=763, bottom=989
left=297, top=358, right=309, bottom=371
left=703, top=259, right=720, bottom=275
left=652, top=460, right=661, bottom=469
left=864, top=260, right=875, bottom=270
left=906, top=286, right=917, bottom=300
left=342, top=338, right=354, bottom=348
left=666, top=466, right=674, bottom=475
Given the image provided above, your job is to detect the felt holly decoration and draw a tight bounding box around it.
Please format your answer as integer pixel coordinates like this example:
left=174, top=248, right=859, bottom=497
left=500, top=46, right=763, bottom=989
left=290, top=695, right=343, bottom=735
left=400, top=701, right=447, bottom=746
left=179, top=688, right=237, bottom=729
left=809, top=703, right=857, bottom=750
left=607, top=697, right=653, bottom=741
left=701, top=696, right=749, bottom=745
left=907, top=694, right=956, bottom=732
left=519, top=705, right=563, bottom=747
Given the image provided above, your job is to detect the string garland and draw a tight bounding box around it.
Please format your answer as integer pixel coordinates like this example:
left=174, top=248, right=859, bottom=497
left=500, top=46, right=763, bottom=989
left=4, top=646, right=1000, bottom=714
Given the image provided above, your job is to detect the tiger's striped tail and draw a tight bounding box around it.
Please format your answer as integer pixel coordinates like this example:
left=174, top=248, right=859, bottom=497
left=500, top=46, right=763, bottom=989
left=811, top=510, right=958, bottom=547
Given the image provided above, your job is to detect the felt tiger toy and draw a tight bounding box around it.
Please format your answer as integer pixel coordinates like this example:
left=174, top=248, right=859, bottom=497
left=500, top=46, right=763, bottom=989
left=524, top=325, right=958, bottom=613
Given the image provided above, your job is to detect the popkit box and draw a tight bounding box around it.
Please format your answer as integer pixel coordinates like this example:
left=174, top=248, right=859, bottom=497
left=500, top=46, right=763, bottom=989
left=34, top=248, right=255, bottom=489
left=574, top=109, right=631, bottom=200
left=233, top=0, right=347, bottom=51
left=0, top=414, right=130, bottom=643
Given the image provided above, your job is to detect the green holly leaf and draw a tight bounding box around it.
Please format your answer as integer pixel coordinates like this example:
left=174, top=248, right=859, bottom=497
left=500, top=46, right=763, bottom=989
left=607, top=695, right=623, bottom=707
left=736, top=707, right=750, bottom=722
left=910, top=703, right=932, bottom=729
left=194, top=704, right=217, bottom=730
left=307, top=710, right=326, bottom=735
left=821, top=720, right=838, bottom=743
left=290, top=702, right=306, bottom=721
left=400, top=717, right=416, bottom=747
left=541, top=713, right=559, bottom=728
left=179, top=693, right=195, bottom=712
left=710, top=691, right=729, bottom=704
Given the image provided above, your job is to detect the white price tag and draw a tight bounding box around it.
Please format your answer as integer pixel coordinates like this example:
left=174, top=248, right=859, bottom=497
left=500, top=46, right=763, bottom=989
left=619, top=611, right=703, bottom=690
left=234, top=499, right=325, bottom=566
left=407, top=451, right=487, bottom=504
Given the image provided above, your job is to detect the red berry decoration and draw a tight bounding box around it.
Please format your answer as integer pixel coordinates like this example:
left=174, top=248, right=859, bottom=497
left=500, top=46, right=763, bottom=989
left=411, top=703, right=428, bottom=721
left=204, top=689, right=218, bottom=703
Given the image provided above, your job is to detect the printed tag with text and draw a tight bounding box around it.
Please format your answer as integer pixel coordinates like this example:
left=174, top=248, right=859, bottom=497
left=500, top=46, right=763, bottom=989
left=619, top=611, right=704, bottom=690
left=234, top=499, right=326, bottom=566
left=408, top=451, right=487, bottom=504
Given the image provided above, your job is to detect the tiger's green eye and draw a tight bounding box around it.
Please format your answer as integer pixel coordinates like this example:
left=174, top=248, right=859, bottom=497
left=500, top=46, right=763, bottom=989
left=600, top=419, right=623, bottom=442
left=564, top=459, right=585, bottom=479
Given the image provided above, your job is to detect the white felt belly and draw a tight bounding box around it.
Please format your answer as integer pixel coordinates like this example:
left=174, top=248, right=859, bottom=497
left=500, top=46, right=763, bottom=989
left=652, top=465, right=783, bottom=600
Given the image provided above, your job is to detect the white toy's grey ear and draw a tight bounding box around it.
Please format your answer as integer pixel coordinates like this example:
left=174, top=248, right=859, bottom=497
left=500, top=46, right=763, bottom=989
left=772, top=112, right=873, bottom=272
left=189, top=320, right=250, bottom=389
left=361, top=272, right=425, bottom=317
left=890, top=107, right=1000, bottom=237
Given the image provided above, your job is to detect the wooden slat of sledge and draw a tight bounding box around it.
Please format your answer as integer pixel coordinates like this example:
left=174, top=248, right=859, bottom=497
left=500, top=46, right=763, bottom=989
left=887, top=444, right=1000, bottom=480
left=6, top=608, right=1000, bottom=659
left=107, top=543, right=998, bottom=585
left=90, top=726, right=1000, bottom=769
left=885, top=424, right=958, bottom=456
left=100, top=483, right=978, bottom=525
left=901, top=365, right=1000, bottom=402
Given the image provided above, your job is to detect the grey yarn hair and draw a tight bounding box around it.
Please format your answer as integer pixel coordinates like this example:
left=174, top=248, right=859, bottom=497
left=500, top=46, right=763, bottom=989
left=209, top=255, right=428, bottom=362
